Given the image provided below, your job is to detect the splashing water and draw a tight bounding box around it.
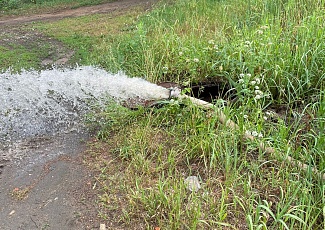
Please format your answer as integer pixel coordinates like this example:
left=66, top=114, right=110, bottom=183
left=0, top=66, right=170, bottom=143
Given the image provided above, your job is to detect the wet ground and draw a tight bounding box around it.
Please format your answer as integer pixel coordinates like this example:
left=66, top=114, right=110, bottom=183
left=0, top=132, right=100, bottom=229
left=0, top=0, right=158, bottom=229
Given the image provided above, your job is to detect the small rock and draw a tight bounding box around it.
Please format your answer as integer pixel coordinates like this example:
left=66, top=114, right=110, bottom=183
left=184, top=176, right=201, bottom=192
left=9, top=210, right=15, bottom=216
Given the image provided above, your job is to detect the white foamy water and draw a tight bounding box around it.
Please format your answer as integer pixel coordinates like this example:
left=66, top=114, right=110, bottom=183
left=0, top=66, right=170, bottom=142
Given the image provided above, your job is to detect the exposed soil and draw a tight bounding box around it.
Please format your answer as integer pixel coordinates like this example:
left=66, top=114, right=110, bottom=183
left=0, top=0, right=158, bottom=229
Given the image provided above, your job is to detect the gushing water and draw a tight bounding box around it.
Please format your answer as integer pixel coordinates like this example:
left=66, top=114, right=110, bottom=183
left=0, top=66, right=170, bottom=143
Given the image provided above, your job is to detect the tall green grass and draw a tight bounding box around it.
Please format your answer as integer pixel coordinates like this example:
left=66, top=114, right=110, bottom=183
left=99, top=0, right=325, bottom=104
left=87, top=94, right=324, bottom=229
left=82, top=1, right=325, bottom=228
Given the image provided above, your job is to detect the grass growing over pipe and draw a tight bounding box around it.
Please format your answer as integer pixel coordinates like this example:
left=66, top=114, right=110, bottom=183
left=85, top=92, right=325, bottom=229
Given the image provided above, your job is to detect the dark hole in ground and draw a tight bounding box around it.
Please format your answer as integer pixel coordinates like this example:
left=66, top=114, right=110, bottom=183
left=158, top=81, right=236, bottom=103
left=189, top=82, right=235, bottom=103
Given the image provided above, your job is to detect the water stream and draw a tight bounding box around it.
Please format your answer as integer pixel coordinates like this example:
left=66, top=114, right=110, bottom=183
left=0, top=66, right=170, bottom=152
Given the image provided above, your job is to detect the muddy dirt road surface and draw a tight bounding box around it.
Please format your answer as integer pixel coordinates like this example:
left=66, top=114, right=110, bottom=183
left=0, top=0, right=158, bottom=229
left=0, top=0, right=156, bottom=26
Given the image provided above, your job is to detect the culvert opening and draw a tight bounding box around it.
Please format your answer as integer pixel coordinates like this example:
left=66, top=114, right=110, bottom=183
left=158, top=81, right=236, bottom=103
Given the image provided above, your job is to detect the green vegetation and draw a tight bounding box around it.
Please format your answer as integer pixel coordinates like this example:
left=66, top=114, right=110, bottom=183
left=83, top=0, right=325, bottom=228
left=0, top=0, right=113, bottom=13
left=0, top=45, right=41, bottom=70
left=1, top=0, right=325, bottom=228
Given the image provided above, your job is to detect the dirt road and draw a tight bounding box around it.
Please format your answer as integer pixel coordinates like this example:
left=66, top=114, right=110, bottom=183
left=0, top=0, right=158, bottom=229
left=0, top=0, right=157, bottom=26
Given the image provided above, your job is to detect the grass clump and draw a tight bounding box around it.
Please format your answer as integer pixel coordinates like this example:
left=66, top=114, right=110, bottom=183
left=101, top=0, right=325, bottom=104
left=81, top=0, right=324, bottom=229
left=86, top=94, right=324, bottom=229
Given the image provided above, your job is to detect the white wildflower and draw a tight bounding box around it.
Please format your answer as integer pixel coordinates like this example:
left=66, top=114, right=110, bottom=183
left=239, top=73, right=245, bottom=78
left=263, top=116, right=268, bottom=121
left=257, top=30, right=263, bottom=35
left=162, top=66, right=168, bottom=71
left=193, top=58, right=199, bottom=63
left=255, top=86, right=259, bottom=90
left=238, top=79, right=244, bottom=84
left=258, top=133, right=263, bottom=138
left=179, top=51, right=183, bottom=56
left=243, top=114, right=248, bottom=119
left=208, top=40, right=214, bottom=44
left=255, top=78, right=261, bottom=84
left=250, top=80, right=256, bottom=85
left=252, top=131, right=258, bottom=137
left=245, top=130, right=252, bottom=136
left=255, top=90, right=263, bottom=95
left=255, top=94, right=261, bottom=100
left=247, top=73, right=252, bottom=77
left=214, top=45, right=218, bottom=50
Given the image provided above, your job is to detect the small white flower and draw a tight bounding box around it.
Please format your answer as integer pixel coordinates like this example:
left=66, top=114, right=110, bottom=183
left=255, top=86, right=259, bottom=90
left=263, top=116, right=268, bottom=121
left=214, top=45, right=218, bottom=50
left=247, top=73, right=252, bottom=77
left=193, top=58, right=199, bottom=63
left=255, top=78, right=261, bottom=84
left=258, top=133, right=263, bottom=138
left=255, top=90, right=263, bottom=95
left=208, top=40, right=214, bottom=44
left=250, top=80, right=256, bottom=85
left=245, top=41, right=251, bottom=45
left=243, top=114, right=248, bottom=119
left=252, top=131, right=258, bottom=137
left=162, top=66, right=168, bottom=71
left=255, top=94, right=261, bottom=100
left=179, top=51, right=183, bottom=56
left=239, top=73, right=245, bottom=78
left=265, top=111, right=271, bottom=116
left=245, top=130, right=252, bottom=136
left=238, top=79, right=244, bottom=84
left=257, top=30, right=263, bottom=35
